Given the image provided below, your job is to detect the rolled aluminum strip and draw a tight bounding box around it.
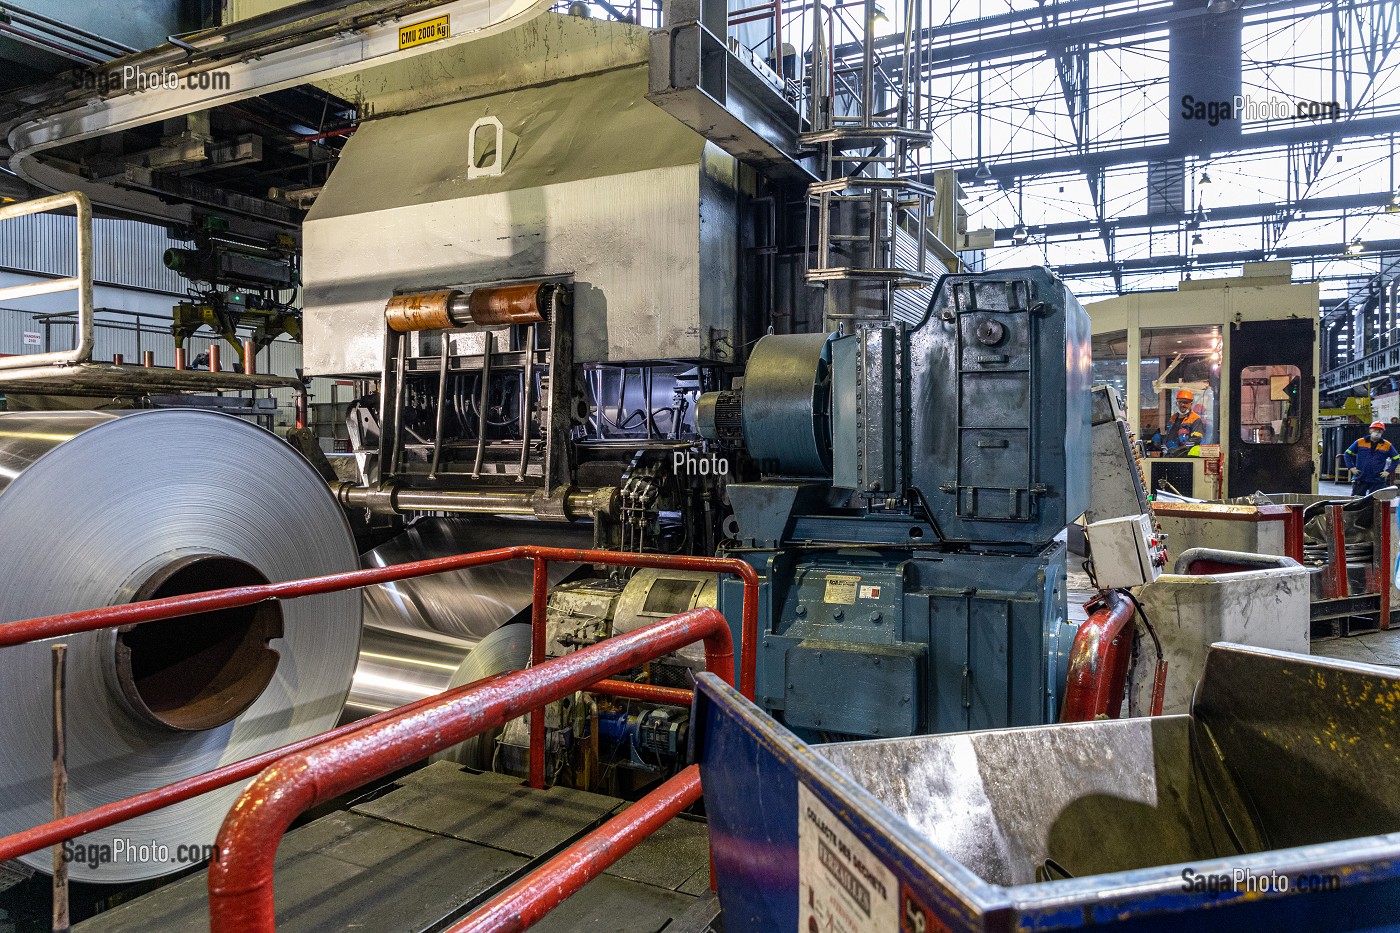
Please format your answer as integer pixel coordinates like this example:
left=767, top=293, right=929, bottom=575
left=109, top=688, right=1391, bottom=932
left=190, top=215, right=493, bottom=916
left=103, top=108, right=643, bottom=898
left=341, top=625, right=474, bottom=721
left=0, top=409, right=361, bottom=883
left=345, top=517, right=590, bottom=719
left=431, top=623, right=534, bottom=770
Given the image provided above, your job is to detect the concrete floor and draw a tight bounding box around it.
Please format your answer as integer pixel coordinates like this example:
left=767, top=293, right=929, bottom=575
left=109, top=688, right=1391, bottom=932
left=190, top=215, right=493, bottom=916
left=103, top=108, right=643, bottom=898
left=1314, top=627, right=1400, bottom=666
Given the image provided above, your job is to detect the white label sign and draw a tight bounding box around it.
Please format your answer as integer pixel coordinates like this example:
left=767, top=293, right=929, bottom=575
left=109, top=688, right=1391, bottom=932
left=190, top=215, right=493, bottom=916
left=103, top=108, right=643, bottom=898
left=21, top=331, right=40, bottom=346
left=798, top=782, right=898, bottom=932
left=823, top=574, right=861, bottom=605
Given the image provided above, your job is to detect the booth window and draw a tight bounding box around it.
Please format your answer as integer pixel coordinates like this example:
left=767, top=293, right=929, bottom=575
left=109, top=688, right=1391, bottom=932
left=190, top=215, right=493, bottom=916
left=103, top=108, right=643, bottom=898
left=1139, top=325, right=1221, bottom=451
left=1091, top=331, right=1128, bottom=401
left=1239, top=364, right=1301, bottom=444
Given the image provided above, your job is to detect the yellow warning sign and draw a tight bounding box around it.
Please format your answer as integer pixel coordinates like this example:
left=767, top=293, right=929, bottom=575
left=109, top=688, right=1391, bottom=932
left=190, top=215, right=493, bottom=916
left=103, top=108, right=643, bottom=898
left=398, top=14, right=450, bottom=50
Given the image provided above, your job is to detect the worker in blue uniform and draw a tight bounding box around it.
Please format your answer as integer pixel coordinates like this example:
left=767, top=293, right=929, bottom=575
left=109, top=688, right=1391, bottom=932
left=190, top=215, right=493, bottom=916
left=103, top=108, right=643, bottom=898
left=1345, top=421, right=1400, bottom=496
left=1153, top=389, right=1205, bottom=454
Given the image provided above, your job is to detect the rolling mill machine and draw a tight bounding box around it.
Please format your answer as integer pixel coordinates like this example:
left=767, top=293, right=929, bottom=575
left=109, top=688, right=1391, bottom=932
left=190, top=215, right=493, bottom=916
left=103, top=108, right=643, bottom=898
left=0, top=2, right=1178, bottom=930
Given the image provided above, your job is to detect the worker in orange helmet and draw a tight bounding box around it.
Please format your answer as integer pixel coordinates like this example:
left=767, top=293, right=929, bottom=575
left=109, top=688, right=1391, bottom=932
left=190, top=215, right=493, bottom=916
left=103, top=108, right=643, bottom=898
left=1153, top=389, right=1206, bottom=453
left=1345, top=421, right=1400, bottom=496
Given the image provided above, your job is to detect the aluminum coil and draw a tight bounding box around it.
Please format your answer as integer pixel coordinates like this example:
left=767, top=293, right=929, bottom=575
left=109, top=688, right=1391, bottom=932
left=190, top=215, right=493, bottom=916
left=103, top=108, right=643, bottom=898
left=0, top=409, right=361, bottom=883
left=344, top=518, right=590, bottom=720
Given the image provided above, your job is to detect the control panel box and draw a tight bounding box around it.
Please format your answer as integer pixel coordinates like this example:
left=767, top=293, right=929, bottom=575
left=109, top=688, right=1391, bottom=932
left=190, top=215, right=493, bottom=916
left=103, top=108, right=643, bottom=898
left=1086, top=513, right=1168, bottom=589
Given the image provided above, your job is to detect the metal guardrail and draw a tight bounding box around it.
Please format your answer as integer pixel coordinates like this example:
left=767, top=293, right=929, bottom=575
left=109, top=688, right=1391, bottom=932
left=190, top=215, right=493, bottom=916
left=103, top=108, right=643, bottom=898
left=0, top=190, right=93, bottom=371
left=1320, top=338, right=1400, bottom=393
left=0, top=545, right=759, bottom=931
left=210, top=608, right=732, bottom=932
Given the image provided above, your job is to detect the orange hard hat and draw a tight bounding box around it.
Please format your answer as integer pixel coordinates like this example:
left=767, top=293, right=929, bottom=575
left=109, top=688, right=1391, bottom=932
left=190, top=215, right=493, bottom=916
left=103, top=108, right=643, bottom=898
left=1372, top=421, right=1386, bottom=431
left=1175, top=389, right=1194, bottom=401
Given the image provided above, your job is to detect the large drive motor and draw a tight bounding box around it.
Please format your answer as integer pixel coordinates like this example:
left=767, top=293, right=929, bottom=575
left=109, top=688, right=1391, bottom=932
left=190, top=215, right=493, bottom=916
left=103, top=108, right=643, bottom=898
left=701, top=268, right=1092, bottom=739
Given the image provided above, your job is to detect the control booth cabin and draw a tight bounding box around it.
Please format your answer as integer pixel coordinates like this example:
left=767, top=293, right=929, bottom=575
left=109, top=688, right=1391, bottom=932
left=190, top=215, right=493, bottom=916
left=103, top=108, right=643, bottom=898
left=1088, top=261, right=1320, bottom=500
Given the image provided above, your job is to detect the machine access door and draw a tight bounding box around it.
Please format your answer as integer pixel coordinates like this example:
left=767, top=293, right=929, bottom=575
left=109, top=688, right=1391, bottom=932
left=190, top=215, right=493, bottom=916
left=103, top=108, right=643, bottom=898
left=1228, top=318, right=1314, bottom=497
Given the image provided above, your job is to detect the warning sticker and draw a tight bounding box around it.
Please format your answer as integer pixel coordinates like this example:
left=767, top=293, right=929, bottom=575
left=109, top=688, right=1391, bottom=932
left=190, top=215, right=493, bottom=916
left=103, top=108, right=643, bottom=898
left=799, top=783, right=898, bottom=932
left=858, top=584, right=882, bottom=600
left=823, top=574, right=861, bottom=605
left=398, top=14, right=450, bottom=50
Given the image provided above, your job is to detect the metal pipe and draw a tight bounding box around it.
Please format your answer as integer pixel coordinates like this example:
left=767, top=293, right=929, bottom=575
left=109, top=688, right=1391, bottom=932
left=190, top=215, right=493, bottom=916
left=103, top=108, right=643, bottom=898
left=529, top=558, right=549, bottom=789
left=1, top=1, right=137, bottom=54
left=0, top=22, right=103, bottom=65
left=111, top=354, right=122, bottom=366
left=50, top=644, right=69, bottom=933
left=449, top=766, right=702, bottom=933
left=208, top=344, right=221, bottom=373
left=587, top=679, right=692, bottom=706
left=472, top=331, right=494, bottom=479
left=0, top=192, right=92, bottom=373
left=206, top=608, right=734, bottom=933
left=242, top=340, right=257, bottom=376
left=333, top=483, right=616, bottom=521
left=429, top=337, right=450, bottom=479
left=517, top=324, right=535, bottom=482
left=387, top=333, right=408, bottom=477
left=174, top=347, right=186, bottom=370
left=142, top=350, right=155, bottom=368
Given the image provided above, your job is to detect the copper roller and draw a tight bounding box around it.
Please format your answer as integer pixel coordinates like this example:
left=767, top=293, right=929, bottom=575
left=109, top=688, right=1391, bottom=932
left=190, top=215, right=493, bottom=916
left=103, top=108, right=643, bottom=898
left=385, top=290, right=461, bottom=333
left=467, top=283, right=553, bottom=326
left=384, top=283, right=558, bottom=332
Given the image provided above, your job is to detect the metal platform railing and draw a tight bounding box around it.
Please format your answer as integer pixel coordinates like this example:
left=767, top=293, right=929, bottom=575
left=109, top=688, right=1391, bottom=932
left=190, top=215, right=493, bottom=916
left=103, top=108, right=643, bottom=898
left=210, top=607, right=734, bottom=932
left=0, top=545, right=759, bottom=931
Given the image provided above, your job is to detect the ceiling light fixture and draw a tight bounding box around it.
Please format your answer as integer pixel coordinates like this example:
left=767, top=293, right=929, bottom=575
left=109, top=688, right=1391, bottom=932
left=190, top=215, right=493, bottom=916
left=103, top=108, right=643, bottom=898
left=1011, top=223, right=1029, bottom=245
left=1346, top=235, right=1365, bottom=256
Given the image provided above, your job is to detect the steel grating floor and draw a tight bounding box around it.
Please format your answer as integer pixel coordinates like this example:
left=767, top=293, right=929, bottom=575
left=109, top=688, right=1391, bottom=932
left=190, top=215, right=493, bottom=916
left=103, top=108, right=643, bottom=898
left=74, top=762, right=716, bottom=933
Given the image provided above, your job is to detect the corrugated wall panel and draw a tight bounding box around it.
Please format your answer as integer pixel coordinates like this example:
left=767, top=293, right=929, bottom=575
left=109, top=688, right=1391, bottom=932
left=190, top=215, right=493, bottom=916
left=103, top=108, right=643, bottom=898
left=0, top=214, right=188, bottom=295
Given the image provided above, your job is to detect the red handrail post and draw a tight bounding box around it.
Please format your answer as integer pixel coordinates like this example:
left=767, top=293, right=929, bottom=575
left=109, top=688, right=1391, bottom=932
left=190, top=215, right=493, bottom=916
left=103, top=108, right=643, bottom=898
left=207, top=609, right=732, bottom=933
left=529, top=555, right=549, bottom=789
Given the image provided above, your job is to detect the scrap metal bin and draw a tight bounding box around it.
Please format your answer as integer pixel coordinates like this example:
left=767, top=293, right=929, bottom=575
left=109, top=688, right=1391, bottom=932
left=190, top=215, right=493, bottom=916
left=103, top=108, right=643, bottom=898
left=692, top=644, right=1400, bottom=932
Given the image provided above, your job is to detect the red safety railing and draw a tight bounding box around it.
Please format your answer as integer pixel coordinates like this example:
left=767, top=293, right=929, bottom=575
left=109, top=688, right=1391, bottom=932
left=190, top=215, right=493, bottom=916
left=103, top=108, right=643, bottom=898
left=0, top=545, right=759, bottom=926
left=209, top=608, right=731, bottom=932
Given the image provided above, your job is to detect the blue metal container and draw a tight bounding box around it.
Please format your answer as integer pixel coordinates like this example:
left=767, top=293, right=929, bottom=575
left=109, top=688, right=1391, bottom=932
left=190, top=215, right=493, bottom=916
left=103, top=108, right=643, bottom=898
left=693, top=643, right=1400, bottom=931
